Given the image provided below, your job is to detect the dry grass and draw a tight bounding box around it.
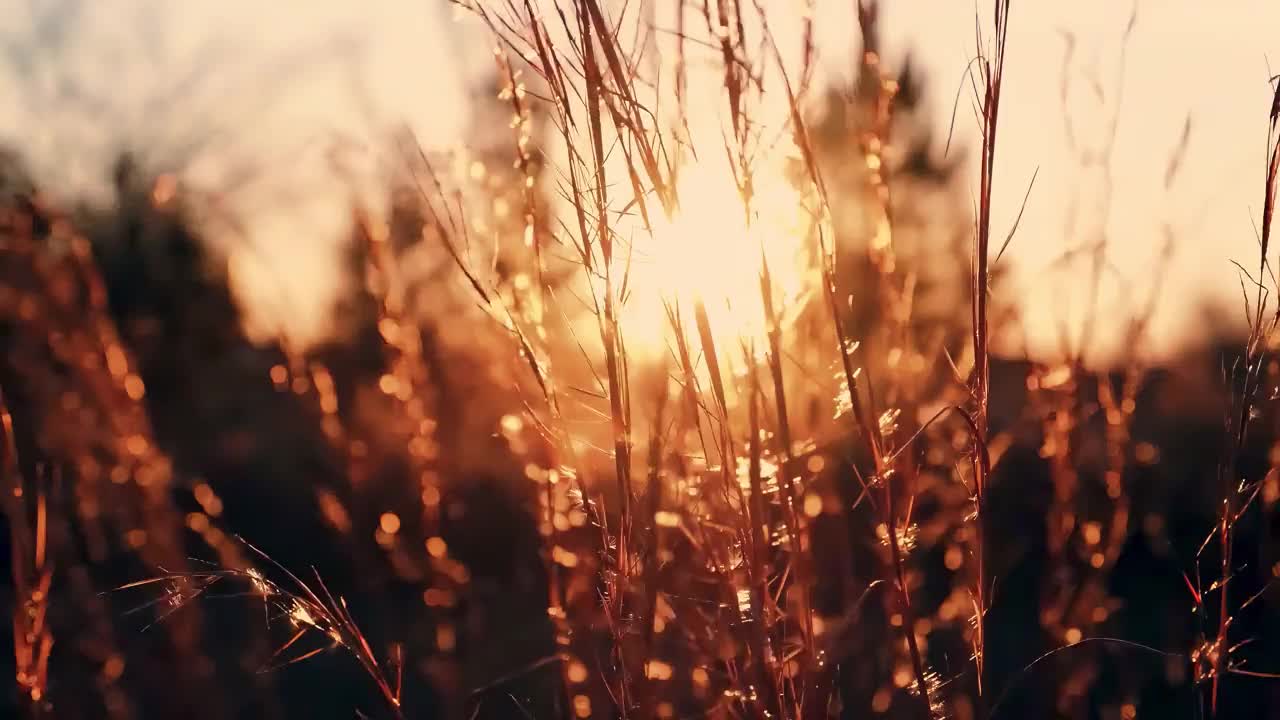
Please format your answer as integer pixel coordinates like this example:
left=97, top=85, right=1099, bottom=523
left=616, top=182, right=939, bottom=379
left=3, top=2, right=1280, bottom=720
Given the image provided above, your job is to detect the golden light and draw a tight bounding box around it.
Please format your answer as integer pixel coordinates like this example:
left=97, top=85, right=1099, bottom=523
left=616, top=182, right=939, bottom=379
left=613, top=157, right=816, bottom=369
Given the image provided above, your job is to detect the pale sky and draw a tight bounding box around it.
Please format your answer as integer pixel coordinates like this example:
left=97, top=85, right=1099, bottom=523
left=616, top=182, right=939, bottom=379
left=3, top=1, right=1278, bottom=364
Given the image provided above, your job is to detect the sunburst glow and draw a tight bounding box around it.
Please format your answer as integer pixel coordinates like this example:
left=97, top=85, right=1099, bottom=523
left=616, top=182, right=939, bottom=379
left=612, top=157, right=816, bottom=365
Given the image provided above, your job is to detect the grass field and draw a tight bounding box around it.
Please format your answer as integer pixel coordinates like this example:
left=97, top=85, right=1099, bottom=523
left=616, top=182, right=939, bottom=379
left=2, top=1, right=1280, bottom=718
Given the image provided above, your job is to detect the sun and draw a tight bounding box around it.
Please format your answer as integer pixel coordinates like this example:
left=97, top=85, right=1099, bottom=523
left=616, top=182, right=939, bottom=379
left=613, top=157, right=816, bottom=369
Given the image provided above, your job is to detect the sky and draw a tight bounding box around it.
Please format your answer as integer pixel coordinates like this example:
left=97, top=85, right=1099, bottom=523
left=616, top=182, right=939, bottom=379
left=3, top=0, right=1279, bottom=364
